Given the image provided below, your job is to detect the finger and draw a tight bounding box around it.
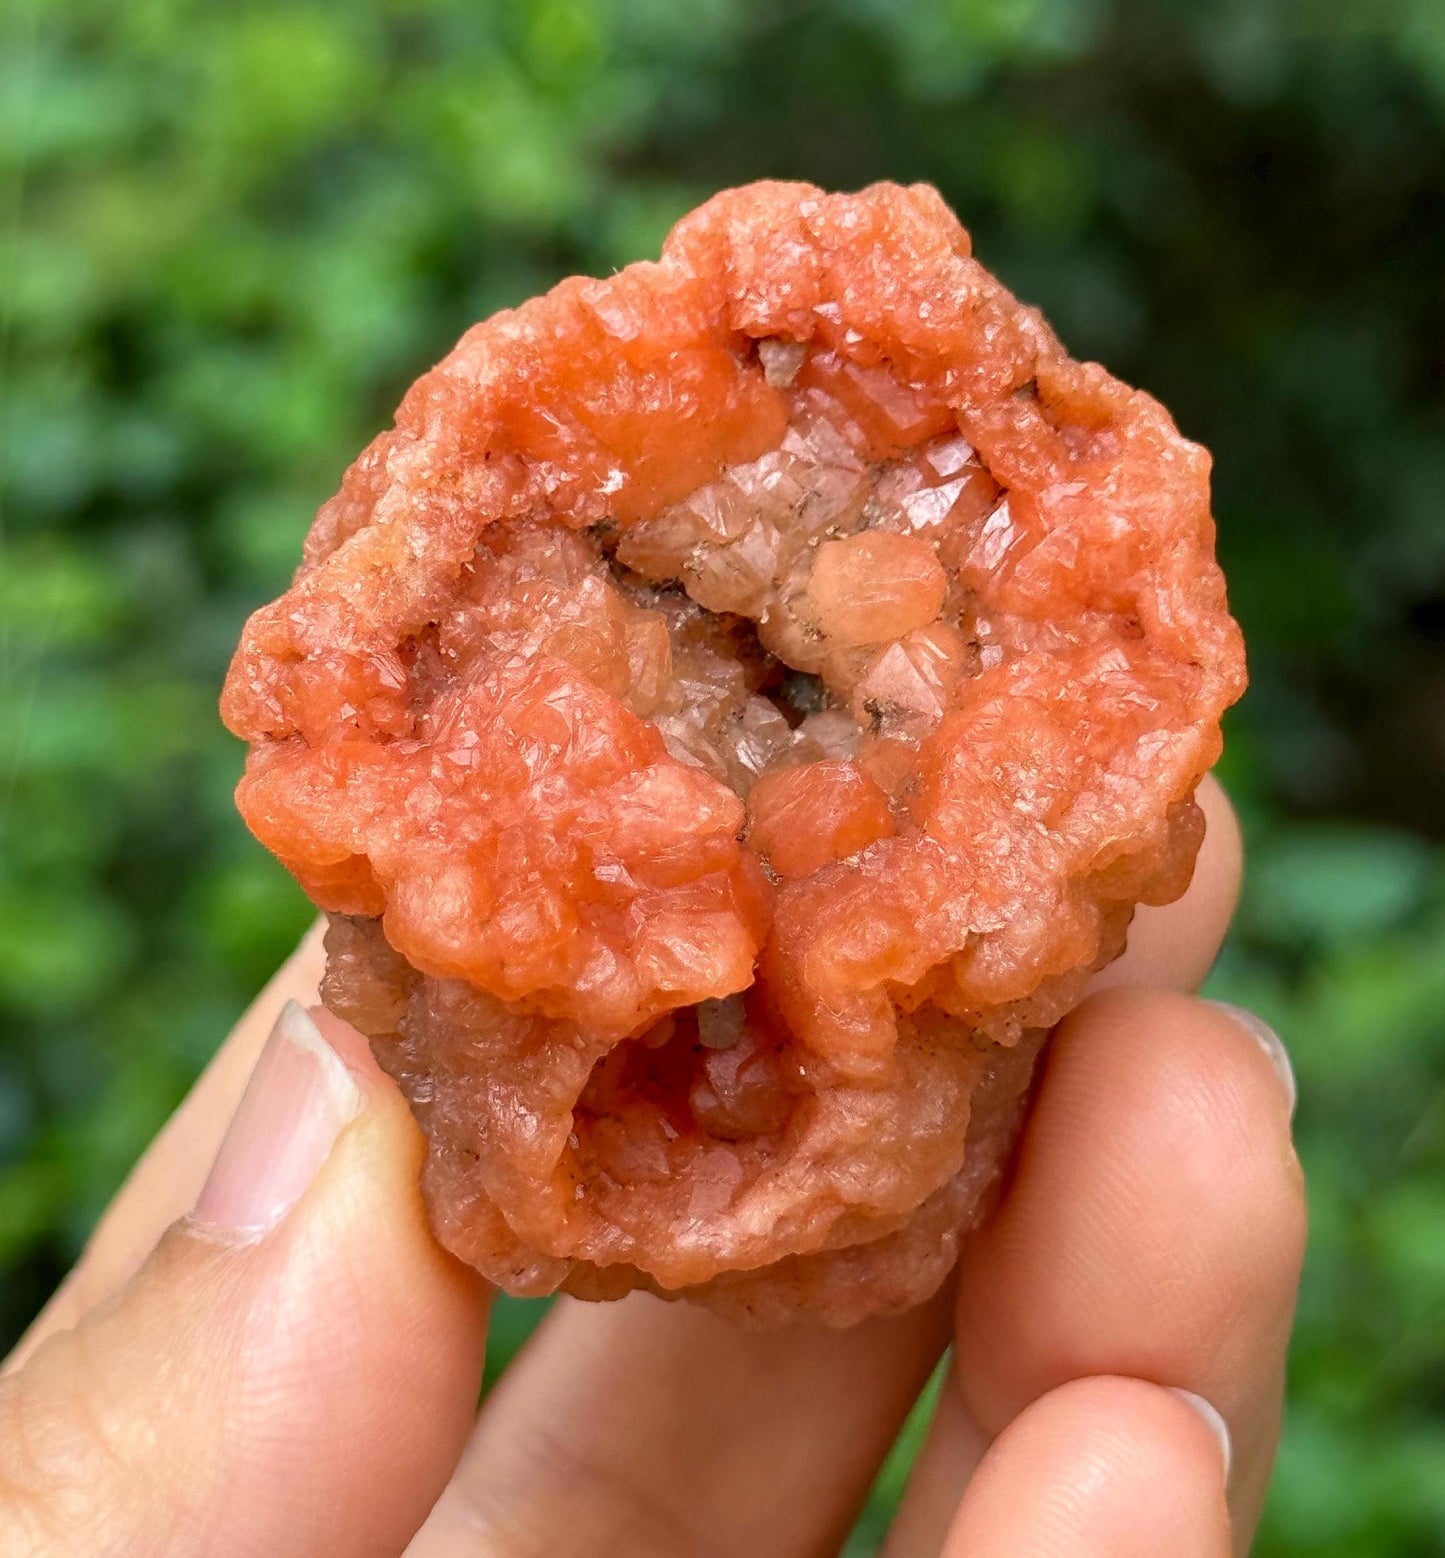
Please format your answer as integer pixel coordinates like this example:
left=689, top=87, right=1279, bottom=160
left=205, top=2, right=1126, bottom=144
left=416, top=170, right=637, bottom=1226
left=951, top=991, right=1304, bottom=1544
left=878, top=1366, right=988, bottom=1557
left=7, top=921, right=328, bottom=1369
left=408, top=1288, right=951, bottom=1558
left=0, top=1004, right=489, bottom=1557
left=1087, top=773, right=1242, bottom=995
left=883, top=775, right=1245, bottom=1554
left=939, top=1376, right=1232, bottom=1557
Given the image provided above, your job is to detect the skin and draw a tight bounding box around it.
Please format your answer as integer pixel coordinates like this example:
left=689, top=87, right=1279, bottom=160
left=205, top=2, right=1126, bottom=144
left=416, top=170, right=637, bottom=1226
left=0, top=775, right=1306, bottom=1556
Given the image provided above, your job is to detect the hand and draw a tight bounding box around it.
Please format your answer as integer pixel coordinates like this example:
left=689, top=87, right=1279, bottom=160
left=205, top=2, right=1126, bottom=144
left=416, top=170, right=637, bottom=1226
left=1, top=776, right=1303, bottom=1557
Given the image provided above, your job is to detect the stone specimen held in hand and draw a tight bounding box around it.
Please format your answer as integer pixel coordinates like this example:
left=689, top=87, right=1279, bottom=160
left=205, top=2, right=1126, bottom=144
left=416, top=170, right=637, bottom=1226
left=222, top=182, right=1246, bottom=1325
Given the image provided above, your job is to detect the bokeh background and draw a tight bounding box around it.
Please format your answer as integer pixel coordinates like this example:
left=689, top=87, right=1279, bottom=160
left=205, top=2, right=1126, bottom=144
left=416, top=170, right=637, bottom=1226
left=3, top=0, right=1443, bottom=1550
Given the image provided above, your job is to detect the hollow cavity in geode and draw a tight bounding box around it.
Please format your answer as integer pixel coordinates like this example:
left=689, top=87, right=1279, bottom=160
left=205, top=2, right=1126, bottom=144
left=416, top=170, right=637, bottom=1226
left=222, top=181, right=1245, bottom=1326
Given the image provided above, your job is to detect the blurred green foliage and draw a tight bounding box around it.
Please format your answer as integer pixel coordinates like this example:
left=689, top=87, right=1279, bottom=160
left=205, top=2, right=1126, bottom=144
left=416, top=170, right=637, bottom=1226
left=1, top=0, right=1442, bottom=1550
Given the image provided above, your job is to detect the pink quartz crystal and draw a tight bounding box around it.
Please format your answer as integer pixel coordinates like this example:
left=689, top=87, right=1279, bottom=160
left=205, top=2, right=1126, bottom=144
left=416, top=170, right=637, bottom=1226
left=222, top=181, right=1246, bottom=1325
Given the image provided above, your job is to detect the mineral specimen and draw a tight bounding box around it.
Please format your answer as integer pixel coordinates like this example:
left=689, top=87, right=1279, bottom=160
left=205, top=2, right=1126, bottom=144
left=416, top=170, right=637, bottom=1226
left=222, top=181, right=1245, bottom=1325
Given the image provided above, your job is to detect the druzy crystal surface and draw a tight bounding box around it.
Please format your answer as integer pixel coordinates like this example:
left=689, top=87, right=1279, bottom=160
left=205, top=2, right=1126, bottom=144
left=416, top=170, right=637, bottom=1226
left=222, top=182, right=1246, bottom=1325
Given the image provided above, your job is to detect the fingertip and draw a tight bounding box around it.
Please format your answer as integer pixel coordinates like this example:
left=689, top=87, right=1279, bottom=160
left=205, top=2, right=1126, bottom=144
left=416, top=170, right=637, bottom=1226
left=1054, top=986, right=1300, bottom=1162
left=1197, top=772, right=1244, bottom=925
left=942, top=1376, right=1232, bottom=1557
left=1167, top=1387, right=1233, bottom=1483
left=1203, top=1000, right=1296, bottom=1120
left=306, top=1003, right=439, bottom=1166
left=1199, top=772, right=1244, bottom=884
left=1034, top=988, right=1306, bottom=1285
left=954, top=985, right=1304, bottom=1512
left=190, top=1001, right=363, bottom=1238
left=270, top=918, right=328, bottom=1008
left=308, top=1003, right=391, bottom=1089
left=1089, top=773, right=1243, bottom=995
left=297, top=1004, right=489, bottom=1314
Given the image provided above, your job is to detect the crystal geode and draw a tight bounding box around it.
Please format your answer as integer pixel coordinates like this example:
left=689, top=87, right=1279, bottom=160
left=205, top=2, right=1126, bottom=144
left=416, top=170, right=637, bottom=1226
left=222, top=182, right=1246, bottom=1325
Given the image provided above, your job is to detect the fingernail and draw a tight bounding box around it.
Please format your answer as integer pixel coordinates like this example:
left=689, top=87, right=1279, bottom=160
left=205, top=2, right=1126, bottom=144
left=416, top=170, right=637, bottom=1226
left=193, top=1001, right=362, bottom=1237
left=1167, top=1388, right=1233, bottom=1483
left=1205, top=1000, right=1296, bottom=1120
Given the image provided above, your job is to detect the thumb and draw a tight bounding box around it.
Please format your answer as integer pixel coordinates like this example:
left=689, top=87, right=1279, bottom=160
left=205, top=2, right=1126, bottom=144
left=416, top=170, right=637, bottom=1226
left=0, top=1003, right=490, bottom=1558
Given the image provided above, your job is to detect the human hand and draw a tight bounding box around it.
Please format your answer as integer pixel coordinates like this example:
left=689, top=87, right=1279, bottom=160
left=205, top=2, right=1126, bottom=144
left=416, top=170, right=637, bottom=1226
left=1, top=776, right=1303, bottom=1557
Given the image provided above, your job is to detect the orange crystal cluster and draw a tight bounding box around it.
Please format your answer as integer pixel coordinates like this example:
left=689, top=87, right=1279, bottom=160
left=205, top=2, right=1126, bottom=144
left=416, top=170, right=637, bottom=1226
left=222, top=182, right=1246, bottom=1325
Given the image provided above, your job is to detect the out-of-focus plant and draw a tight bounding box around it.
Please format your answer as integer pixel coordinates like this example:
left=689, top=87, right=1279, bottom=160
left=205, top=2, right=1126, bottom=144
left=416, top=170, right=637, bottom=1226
left=2, top=3, right=1441, bottom=1551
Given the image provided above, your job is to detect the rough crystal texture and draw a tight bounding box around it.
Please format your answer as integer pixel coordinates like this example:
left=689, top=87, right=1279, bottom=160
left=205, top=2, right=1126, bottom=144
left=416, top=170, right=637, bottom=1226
left=222, top=181, right=1246, bottom=1325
